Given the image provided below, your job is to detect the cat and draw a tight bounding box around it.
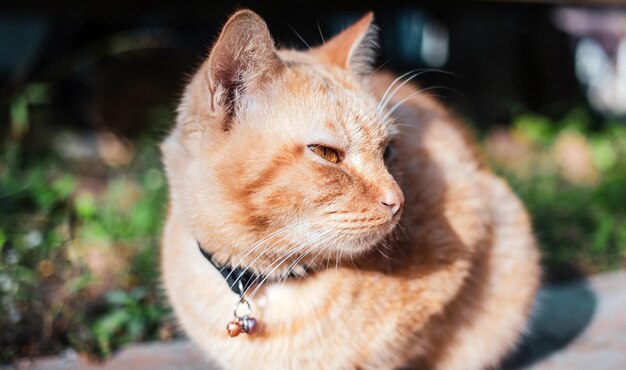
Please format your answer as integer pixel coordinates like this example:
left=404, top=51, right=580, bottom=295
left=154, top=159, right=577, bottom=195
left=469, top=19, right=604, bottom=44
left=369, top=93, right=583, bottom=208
left=160, top=9, right=540, bottom=370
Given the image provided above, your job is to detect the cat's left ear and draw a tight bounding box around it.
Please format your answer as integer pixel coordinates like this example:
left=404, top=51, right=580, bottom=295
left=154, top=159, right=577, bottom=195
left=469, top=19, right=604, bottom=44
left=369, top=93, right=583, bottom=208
left=310, top=12, right=377, bottom=75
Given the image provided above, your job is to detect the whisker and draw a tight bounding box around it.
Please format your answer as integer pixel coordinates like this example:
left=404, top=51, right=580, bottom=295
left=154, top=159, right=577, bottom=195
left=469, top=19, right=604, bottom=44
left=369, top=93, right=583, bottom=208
left=290, top=26, right=311, bottom=49
left=371, top=59, right=390, bottom=74
left=246, top=228, right=334, bottom=300
left=246, top=243, right=323, bottom=301
left=350, top=253, right=361, bottom=271
left=316, top=20, right=325, bottom=44
left=382, top=86, right=449, bottom=122
left=378, top=241, right=395, bottom=261
left=294, top=232, right=342, bottom=288
left=216, top=229, right=291, bottom=292
left=377, top=69, right=422, bottom=113
left=377, top=69, right=455, bottom=114
left=243, top=244, right=303, bottom=299
left=219, top=221, right=310, bottom=293
left=278, top=231, right=336, bottom=289
left=241, top=231, right=300, bottom=281
left=378, top=71, right=426, bottom=113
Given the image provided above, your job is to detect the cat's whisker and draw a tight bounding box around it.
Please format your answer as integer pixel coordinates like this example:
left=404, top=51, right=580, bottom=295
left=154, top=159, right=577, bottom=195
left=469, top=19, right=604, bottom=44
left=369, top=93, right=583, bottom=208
left=277, top=244, right=318, bottom=287
left=216, top=225, right=299, bottom=293
left=314, top=235, right=339, bottom=268
left=243, top=244, right=303, bottom=299
left=277, top=232, right=336, bottom=289
left=377, top=239, right=392, bottom=251
left=234, top=225, right=296, bottom=266
left=228, top=223, right=316, bottom=290
left=290, top=233, right=338, bottom=290
left=284, top=232, right=332, bottom=273
left=376, top=69, right=422, bottom=113
left=378, top=70, right=428, bottom=113
left=377, top=69, right=455, bottom=114
left=339, top=248, right=346, bottom=271
left=377, top=240, right=395, bottom=261
left=350, top=252, right=361, bottom=271
left=290, top=26, right=311, bottom=49
left=319, top=233, right=344, bottom=273
left=243, top=221, right=311, bottom=264
left=387, top=87, right=462, bottom=122
left=258, top=229, right=334, bottom=284
left=382, top=86, right=448, bottom=122
left=219, top=222, right=312, bottom=293
left=391, top=225, right=405, bottom=242
left=236, top=225, right=296, bottom=263
left=371, top=59, right=390, bottom=75
left=397, top=221, right=412, bottom=241
left=317, top=20, right=325, bottom=45
left=246, top=228, right=335, bottom=300
left=392, top=123, right=420, bottom=129
left=244, top=247, right=304, bottom=300
left=325, top=245, right=332, bottom=271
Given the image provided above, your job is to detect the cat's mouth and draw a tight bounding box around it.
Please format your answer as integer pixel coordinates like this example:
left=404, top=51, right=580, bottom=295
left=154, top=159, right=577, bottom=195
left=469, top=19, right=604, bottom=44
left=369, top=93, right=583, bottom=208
left=328, top=209, right=401, bottom=241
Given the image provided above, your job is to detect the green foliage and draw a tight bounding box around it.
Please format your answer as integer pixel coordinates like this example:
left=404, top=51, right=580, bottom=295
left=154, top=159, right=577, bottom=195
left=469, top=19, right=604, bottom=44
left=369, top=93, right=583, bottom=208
left=90, top=288, right=164, bottom=356
left=491, top=109, right=626, bottom=274
left=0, top=123, right=169, bottom=361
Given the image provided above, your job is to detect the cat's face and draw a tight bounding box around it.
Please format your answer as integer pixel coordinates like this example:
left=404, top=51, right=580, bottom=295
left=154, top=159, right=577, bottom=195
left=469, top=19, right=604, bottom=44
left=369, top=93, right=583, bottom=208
left=163, top=11, right=403, bottom=266
left=216, top=63, right=403, bottom=252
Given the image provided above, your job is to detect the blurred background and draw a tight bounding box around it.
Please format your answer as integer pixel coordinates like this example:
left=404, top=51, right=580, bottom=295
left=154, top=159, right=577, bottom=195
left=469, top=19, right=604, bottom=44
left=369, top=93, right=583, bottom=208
left=1, top=0, right=625, bottom=365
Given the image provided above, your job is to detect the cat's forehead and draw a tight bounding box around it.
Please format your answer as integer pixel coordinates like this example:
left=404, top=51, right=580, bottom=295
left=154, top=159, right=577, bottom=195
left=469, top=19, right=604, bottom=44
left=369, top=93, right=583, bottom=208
left=277, top=56, right=392, bottom=149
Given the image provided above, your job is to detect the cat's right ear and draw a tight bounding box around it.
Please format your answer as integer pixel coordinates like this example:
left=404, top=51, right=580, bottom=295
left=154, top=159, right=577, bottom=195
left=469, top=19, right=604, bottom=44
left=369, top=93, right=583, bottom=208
left=205, top=10, right=283, bottom=128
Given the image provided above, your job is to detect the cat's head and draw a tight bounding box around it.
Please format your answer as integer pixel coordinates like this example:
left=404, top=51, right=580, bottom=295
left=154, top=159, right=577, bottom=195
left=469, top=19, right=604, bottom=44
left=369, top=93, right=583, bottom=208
left=162, top=10, right=403, bottom=268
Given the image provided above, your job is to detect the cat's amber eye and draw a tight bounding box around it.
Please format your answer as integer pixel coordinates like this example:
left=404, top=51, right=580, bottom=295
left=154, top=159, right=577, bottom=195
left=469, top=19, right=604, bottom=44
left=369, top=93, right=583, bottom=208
left=308, top=144, right=341, bottom=163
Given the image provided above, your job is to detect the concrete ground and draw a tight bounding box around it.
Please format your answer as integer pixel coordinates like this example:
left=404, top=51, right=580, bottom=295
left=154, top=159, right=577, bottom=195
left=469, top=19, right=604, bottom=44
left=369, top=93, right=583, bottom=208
left=6, top=270, right=626, bottom=370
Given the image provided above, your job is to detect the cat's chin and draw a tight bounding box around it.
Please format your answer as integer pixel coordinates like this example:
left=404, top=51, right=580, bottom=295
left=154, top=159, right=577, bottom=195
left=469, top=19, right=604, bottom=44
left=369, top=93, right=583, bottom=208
left=323, top=222, right=399, bottom=258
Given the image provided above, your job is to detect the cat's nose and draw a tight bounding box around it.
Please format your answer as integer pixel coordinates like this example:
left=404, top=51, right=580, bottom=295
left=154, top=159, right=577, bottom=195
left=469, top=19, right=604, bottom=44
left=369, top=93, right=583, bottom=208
left=379, top=189, right=403, bottom=216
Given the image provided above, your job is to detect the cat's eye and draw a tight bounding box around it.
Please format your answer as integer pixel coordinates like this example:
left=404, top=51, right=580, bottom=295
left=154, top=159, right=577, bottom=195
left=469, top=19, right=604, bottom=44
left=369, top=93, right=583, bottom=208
left=383, top=144, right=396, bottom=163
left=308, top=144, right=341, bottom=163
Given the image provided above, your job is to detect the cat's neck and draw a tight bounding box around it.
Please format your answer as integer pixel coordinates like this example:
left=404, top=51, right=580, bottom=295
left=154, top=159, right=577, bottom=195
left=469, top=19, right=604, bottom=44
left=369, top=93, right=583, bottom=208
left=197, top=241, right=308, bottom=295
left=168, top=206, right=324, bottom=280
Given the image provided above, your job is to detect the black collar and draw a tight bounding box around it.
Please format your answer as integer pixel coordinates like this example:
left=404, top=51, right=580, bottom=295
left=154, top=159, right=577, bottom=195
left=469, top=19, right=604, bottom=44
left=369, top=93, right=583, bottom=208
left=198, top=242, right=307, bottom=296
left=198, top=243, right=259, bottom=296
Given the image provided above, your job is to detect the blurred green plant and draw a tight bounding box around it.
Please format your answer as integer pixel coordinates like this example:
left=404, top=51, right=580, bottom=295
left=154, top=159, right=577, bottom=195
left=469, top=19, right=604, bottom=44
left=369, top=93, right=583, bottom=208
left=90, top=288, right=163, bottom=356
left=0, top=87, right=171, bottom=362
left=486, top=109, right=626, bottom=276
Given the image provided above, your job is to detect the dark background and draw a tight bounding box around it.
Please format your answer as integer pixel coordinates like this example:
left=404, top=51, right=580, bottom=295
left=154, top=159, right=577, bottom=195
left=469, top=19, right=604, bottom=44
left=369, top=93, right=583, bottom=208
left=0, top=1, right=586, bottom=138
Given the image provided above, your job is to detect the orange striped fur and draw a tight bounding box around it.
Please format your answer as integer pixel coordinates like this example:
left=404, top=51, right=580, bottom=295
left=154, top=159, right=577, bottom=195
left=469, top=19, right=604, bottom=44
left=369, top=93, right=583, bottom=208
left=161, top=10, right=540, bottom=370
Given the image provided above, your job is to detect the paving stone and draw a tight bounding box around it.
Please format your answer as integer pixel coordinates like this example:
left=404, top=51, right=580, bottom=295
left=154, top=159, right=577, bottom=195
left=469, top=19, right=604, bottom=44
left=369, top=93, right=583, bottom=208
left=7, top=341, right=217, bottom=370
left=524, top=270, right=626, bottom=370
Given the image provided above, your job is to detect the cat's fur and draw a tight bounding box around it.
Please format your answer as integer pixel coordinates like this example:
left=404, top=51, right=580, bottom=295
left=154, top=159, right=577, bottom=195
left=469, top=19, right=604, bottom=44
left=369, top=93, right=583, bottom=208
left=161, top=10, right=540, bottom=370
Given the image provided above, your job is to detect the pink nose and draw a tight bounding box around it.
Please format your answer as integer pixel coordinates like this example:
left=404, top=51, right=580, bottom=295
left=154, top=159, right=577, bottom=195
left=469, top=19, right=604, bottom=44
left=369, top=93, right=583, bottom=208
left=379, top=189, right=403, bottom=216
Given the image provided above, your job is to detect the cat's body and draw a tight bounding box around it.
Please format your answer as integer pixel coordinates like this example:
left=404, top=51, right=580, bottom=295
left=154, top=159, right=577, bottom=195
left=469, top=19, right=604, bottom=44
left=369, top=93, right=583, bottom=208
left=161, top=10, right=540, bottom=370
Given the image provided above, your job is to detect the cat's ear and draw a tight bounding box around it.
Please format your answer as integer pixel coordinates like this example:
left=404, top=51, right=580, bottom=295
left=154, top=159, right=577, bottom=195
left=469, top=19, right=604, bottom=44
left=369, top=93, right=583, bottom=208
left=206, top=10, right=283, bottom=119
left=310, top=12, right=377, bottom=74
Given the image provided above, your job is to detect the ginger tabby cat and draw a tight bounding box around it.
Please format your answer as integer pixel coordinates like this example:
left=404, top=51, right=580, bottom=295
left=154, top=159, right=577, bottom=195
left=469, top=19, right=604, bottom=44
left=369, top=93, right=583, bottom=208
left=161, top=9, right=540, bottom=370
